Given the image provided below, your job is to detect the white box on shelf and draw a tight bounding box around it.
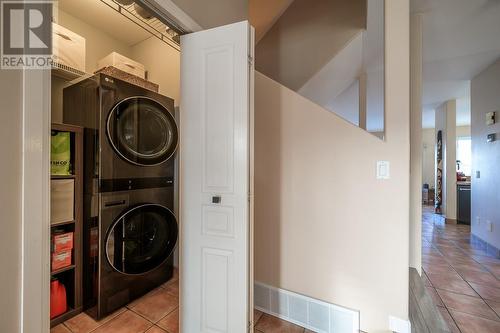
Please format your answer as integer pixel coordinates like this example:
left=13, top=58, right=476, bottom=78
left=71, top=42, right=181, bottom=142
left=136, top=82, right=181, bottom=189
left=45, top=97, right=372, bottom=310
left=52, top=23, right=86, bottom=72
left=97, top=52, right=146, bottom=79
left=51, top=179, right=75, bottom=224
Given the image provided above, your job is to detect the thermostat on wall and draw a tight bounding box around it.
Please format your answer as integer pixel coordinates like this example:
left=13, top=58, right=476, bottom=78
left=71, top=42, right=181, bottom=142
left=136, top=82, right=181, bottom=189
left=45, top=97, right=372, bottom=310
left=486, top=111, right=496, bottom=125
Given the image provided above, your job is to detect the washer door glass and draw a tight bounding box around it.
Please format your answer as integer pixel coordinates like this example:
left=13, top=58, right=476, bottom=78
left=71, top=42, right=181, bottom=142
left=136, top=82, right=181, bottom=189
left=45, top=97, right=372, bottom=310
left=106, top=204, right=178, bottom=275
left=107, top=97, right=178, bottom=166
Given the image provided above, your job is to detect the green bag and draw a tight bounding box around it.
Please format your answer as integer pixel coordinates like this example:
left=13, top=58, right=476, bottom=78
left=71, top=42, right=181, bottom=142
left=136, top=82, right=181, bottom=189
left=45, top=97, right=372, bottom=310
left=51, top=131, right=71, bottom=175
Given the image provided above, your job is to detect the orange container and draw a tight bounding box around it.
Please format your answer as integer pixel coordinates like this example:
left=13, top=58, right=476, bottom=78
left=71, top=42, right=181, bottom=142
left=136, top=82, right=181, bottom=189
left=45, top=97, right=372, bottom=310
left=52, top=232, right=74, bottom=252
left=51, top=250, right=72, bottom=271
left=50, top=279, right=67, bottom=319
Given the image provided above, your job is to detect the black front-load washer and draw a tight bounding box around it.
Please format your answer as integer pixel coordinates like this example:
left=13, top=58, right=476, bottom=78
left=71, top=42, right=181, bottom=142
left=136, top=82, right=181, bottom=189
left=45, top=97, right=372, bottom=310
left=63, top=74, right=179, bottom=319
left=83, top=187, right=177, bottom=319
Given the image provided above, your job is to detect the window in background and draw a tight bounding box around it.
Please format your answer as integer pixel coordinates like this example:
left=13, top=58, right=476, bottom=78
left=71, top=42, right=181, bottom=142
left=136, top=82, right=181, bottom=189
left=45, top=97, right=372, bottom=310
left=456, top=136, right=472, bottom=176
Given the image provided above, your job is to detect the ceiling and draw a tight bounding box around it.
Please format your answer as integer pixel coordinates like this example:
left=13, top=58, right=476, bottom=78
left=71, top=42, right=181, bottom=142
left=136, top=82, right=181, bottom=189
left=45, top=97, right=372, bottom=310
left=412, top=0, right=500, bottom=128
left=170, top=0, right=247, bottom=30
left=249, top=0, right=295, bottom=42
left=57, top=0, right=152, bottom=46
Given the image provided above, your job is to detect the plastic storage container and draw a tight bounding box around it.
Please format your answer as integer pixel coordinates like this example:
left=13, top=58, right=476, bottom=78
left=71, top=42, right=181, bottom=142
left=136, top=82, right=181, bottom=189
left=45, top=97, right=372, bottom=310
left=50, top=279, right=67, bottom=319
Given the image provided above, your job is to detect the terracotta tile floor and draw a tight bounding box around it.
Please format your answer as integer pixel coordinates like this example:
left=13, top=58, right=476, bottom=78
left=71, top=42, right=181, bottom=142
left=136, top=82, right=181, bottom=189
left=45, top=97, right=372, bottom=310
left=51, top=270, right=309, bottom=333
left=51, top=272, right=180, bottom=333
left=253, top=310, right=324, bottom=333
left=421, top=206, right=500, bottom=333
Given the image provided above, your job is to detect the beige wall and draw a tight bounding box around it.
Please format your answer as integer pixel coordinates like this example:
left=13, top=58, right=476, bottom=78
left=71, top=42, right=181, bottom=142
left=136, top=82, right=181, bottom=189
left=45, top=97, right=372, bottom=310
left=0, top=70, right=23, bottom=333
left=254, top=2, right=410, bottom=331
left=422, top=125, right=469, bottom=190
left=445, top=102, right=457, bottom=221
left=422, top=128, right=436, bottom=187
left=410, top=13, right=423, bottom=273
left=456, top=125, right=471, bottom=137
left=255, top=0, right=366, bottom=91
left=131, top=37, right=180, bottom=104
left=55, top=9, right=133, bottom=74
left=471, top=58, right=500, bottom=249
left=51, top=10, right=180, bottom=122
left=435, top=101, right=457, bottom=220
left=52, top=9, right=134, bottom=122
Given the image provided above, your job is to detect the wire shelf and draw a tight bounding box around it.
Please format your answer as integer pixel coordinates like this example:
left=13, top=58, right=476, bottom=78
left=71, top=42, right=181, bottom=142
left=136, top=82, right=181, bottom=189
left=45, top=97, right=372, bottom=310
left=100, top=0, right=180, bottom=51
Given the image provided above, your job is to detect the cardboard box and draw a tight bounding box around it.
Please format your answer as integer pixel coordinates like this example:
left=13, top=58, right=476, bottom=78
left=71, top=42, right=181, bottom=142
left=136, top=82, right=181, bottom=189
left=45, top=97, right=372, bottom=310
left=52, top=232, right=74, bottom=253
left=51, top=250, right=72, bottom=271
left=51, top=179, right=74, bottom=224
left=97, top=52, right=146, bottom=79
left=52, top=23, right=86, bottom=72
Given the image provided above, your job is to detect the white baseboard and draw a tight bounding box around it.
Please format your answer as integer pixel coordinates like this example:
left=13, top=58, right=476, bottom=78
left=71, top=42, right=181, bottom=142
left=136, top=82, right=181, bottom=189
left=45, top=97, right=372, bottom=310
left=389, top=315, right=411, bottom=333
left=255, top=282, right=360, bottom=333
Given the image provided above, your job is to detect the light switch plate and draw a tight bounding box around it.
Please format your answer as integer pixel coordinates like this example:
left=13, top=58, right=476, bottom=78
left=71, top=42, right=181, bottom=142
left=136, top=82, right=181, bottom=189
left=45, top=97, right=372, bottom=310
left=377, top=161, right=390, bottom=180
left=486, top=220, right=493, bottom=232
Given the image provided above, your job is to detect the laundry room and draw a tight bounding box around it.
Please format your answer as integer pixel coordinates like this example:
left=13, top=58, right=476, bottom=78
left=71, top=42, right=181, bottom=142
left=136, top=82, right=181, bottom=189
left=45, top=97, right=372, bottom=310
left=49, top=0, right=181, bottom=331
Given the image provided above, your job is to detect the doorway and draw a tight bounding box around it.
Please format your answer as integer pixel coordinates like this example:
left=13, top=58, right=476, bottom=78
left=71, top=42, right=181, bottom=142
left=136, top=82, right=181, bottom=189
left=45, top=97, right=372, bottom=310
left=412, top=0, right=500, bottom=331
left=23, top=1, right=254, bottom=332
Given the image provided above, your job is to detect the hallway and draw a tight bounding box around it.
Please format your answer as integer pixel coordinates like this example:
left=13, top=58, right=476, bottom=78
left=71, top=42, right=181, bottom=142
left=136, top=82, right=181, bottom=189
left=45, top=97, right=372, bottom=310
left=421, top=206, right=500, bottom=332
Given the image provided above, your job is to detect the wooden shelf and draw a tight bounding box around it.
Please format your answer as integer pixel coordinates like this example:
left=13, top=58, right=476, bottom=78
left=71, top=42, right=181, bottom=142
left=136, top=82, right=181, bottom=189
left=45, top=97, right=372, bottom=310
left=50, top=307, right=83, bottom=327
left=50, top=123, right=83, bottom=327
left=51, top=220, right=76, bottom=228
left=52, top=63, right=87, bottom=81
left=51, top=265, right=75, bottom=276
left=51, top=174, right=76, bottom=179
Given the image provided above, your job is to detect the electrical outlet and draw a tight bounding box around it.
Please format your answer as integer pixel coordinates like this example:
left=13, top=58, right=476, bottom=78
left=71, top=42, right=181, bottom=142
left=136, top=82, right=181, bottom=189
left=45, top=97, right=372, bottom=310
left=476, top=216, right=481, bottom=226
left=486, top=220, right=493, bottom=232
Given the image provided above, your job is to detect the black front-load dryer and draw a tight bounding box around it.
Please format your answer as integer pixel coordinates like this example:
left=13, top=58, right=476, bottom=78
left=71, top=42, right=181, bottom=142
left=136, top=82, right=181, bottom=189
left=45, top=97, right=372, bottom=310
left=85, top=187, right=178, bottom=319
left=63, top=74, right=179, bottom=319
left=63, top=73, right=178, bottom=185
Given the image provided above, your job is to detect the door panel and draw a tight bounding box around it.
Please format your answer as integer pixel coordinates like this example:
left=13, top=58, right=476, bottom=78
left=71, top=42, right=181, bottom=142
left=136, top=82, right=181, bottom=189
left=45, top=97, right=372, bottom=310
left=203, top=45, right=235, bottom=193
left=202, top=248, right=231, bottom=332
left=180, top=21, right=252, bottom=333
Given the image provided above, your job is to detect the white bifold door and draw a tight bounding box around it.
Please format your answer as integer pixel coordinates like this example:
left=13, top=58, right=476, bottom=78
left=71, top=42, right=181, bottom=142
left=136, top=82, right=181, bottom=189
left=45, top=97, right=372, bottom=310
left=180, top=21, right=254, bottom=333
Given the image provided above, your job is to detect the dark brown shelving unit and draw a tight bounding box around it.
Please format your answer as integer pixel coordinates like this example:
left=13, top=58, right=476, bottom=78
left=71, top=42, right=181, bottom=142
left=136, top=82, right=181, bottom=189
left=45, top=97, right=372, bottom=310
left=51, top=219, right=76, bottom=228
left=51, top=174, right=77, bottom=179
left=51, top=265, right=76, bottom=276
left=50, top=123, right=83, bottom=328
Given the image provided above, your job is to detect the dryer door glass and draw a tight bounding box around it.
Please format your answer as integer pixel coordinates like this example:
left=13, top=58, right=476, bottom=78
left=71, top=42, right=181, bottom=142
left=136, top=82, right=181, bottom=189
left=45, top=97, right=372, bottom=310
left=107, top=97, right=178, bottom=166
left=106, top=204, right=178, bottom=275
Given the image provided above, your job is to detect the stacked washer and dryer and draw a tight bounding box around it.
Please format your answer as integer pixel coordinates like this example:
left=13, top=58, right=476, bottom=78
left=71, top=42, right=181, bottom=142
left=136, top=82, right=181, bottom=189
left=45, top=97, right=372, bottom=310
left=63, top=74, right=179, bottom=319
